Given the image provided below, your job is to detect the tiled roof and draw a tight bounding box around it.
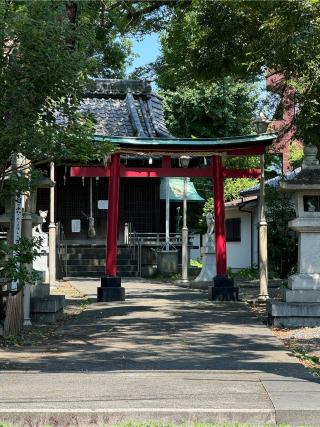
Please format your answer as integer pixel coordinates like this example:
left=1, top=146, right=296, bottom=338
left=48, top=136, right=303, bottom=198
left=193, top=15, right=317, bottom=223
left=225, top=195, right=258, bottom=208
left=79, top=79, right=172, bottom=138
left=240, top=167, right=302, bottom=196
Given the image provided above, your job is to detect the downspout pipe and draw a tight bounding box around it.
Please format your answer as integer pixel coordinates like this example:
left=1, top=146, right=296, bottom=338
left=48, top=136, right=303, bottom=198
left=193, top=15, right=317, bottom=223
left=238, top=199, right=254, bottom=269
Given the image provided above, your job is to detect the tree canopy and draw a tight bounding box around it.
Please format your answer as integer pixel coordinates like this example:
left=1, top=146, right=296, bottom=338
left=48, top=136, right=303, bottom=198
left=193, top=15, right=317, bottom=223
left=158, top=0, right=320, bottom=146
left=161, top=79, right=258, bottom=138
left=0, top=0, right=176, bottom=195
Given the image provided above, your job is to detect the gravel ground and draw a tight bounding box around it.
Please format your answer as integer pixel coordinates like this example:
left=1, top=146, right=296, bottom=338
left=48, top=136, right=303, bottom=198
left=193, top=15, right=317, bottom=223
left=0, top=281, right=89, bottom=348
left=238, top=279, right=320, bottom=376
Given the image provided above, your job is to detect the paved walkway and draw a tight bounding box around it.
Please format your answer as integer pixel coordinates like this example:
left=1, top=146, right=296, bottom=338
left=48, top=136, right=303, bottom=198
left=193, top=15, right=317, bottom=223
left=0, top=279, right=320, bottom=426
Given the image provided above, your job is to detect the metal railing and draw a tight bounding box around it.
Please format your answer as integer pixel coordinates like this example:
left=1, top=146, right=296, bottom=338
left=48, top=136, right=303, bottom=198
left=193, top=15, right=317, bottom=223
left=123, top=228, right=197, bottom=277
left=128, top=232, right=186, bottom=246
left=56, top=222, right=68, bottom=278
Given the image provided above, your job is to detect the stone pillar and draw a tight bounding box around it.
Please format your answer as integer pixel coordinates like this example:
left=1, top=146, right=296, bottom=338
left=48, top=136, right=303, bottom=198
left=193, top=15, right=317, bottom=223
left=22, top=210, right=32, bottom=326
left=49, top=162, right=56, bottom=287
left=258, top=154, right=269, bottom=301
left=181, top=177, right=188, bottom=282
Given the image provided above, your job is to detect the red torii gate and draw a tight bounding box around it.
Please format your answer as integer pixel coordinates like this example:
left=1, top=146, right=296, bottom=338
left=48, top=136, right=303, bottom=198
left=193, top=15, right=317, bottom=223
left=71, top=134, right=275, bottom=281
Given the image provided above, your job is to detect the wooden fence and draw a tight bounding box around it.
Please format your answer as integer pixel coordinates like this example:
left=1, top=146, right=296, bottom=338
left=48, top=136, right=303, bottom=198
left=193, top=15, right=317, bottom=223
left=3, top=290, right=23, bottom=336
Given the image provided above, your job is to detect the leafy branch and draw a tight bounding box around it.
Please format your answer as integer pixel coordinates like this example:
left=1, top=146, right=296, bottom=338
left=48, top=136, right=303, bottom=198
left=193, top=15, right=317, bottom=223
left=0, top=237, right=42, bottom=285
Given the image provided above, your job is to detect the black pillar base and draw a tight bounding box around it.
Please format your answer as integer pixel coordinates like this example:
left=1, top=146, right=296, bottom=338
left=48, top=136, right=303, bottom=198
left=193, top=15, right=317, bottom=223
left=101, top=275, right=121, bottom=288
left=208, top=275, right=239, bottom=301
left=97, top=276, right=125, bottom=302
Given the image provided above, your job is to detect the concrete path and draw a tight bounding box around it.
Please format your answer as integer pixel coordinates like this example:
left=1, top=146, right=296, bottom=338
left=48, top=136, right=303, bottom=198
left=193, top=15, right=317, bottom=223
left=0, top=279, right=320, bottom=426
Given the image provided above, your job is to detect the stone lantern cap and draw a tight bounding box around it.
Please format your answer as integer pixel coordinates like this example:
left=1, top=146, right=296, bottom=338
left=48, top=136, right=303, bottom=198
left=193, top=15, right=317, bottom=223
left=280, top=144, right=320, bottom=220
left=280, top=144, right=320, bottom=191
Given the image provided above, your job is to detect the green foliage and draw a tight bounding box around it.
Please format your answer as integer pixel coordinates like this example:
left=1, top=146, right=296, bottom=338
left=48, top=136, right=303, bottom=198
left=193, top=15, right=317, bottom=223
left=0, top=237, right=42, bottom=284
left=200, top=197, right=214, bottom=228
left=0, top=1, right=174, bottom=198
left=224, top=179, right=258, bottom=202
left=161, top=79, right=258, bottom=138
left=158, top=0, right=320, bottom=148
left=228, top=268, right=259, bottom=281
left=265, top=188, right=297, bottom=279
left=289, top=141, right=304, bottom=169
left=190, top=259, right=202, bottom=268
left=159, top=78, right=260, bottom=230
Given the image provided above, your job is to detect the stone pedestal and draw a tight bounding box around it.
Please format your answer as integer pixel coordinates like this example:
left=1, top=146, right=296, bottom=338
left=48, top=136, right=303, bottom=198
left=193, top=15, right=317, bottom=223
left=30, top=295, right=65, bottom=323
left=157, top=250, right=178, bottom=276
left=267, top=144, right=320, bottom=326
left=194, top=235, right=216, bottom=282
left=32, top=230, right=49, bottom=284
left=97, top=276, right=125, bottom=302
left=208, top=276, right=239, bottom=301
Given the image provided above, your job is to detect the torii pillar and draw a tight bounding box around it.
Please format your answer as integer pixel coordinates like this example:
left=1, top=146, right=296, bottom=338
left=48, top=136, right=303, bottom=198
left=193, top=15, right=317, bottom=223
left=209, top=155, right=239, bottom=301
left=97, top=153, right=125, bottom=302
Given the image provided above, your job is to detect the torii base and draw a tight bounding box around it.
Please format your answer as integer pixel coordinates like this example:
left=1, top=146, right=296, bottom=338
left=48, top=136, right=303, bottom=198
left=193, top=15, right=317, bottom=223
left=97, top=276, right=125, bottom=302
left=208, top=276, right=239, bottom=301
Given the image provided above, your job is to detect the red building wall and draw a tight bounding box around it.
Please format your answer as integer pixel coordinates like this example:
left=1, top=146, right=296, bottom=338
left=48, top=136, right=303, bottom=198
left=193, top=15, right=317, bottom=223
left=266, top=71, right=302, bottom=172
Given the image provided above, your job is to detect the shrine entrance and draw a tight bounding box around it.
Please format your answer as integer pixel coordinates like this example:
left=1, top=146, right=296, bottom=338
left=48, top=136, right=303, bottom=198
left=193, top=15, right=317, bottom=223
left=71, top=134, right=275, bottom=301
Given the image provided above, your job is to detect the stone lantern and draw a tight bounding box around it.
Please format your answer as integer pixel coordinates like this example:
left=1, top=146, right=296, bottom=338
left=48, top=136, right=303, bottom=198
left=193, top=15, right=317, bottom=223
left=267, top=143, right=320, bottom=326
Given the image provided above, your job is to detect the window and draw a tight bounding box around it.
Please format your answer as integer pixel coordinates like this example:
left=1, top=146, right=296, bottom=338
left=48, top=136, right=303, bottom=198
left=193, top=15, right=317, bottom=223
left=226, top=218, right=241, bottom=242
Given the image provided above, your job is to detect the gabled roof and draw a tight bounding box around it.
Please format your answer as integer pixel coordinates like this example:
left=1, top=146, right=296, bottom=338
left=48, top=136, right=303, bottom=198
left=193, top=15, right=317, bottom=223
left=79, top=79, right=172, bottom=138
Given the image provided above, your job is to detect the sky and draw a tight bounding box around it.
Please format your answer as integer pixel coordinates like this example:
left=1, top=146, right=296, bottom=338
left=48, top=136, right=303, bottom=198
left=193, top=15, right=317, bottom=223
left=126, top=33, right=277, bottom=118
left=127, top=33, right=160, bottom=76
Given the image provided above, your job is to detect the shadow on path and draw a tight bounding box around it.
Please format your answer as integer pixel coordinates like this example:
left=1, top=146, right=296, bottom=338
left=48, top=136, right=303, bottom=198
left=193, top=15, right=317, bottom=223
left=0, top=280, right=318, bottom=384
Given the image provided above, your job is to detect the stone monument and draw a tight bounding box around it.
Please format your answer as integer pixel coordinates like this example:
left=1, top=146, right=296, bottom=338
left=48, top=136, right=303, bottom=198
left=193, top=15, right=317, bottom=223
left=194, top=211, right=216, bottom=282
left=267, top=143, right=320, bottom=326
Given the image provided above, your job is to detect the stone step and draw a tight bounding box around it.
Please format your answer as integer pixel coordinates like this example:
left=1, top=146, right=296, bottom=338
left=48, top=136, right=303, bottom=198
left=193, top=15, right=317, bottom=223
left=267, top=299, right=320, bottom=327
left=65, top=272, right=103, bottom=278
left=30, top=284, right=50, bottom=298
left=30, top=295, right=65, bottom=313
left=117, top=260, right=138, bottom=267
left=288, top=273, right=320, bottom=290
left=284, top=289, right=320, bottom=303
left=118, top=272, right=139, bottom=277
left=67, top=265, right=105, bottom=274
left=67, top=252, right=105, bottom=260
left=117, top=265, right=138, bottom=273
left=65, top=271, right=139, bottom=278
left=67, top=259, right=106, bottom=267
left=67, top=250, right=134, bottom=261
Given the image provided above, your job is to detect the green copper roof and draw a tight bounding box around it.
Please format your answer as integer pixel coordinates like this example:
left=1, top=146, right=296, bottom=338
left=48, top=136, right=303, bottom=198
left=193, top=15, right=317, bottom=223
left=94, top=133, right=276, bottom=148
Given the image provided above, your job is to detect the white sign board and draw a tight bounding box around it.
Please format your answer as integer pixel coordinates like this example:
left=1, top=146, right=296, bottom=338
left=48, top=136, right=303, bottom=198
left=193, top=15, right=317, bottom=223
left=98, top=200, right=108, bottom=210
left=71, top=219, right=81, bottom=233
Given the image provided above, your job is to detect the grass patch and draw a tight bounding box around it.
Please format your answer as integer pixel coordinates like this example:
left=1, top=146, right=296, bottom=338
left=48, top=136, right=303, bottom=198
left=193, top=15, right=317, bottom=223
left=228, top=268, right=259, bottom=281
left=285, top=339, right=320, bottom=378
